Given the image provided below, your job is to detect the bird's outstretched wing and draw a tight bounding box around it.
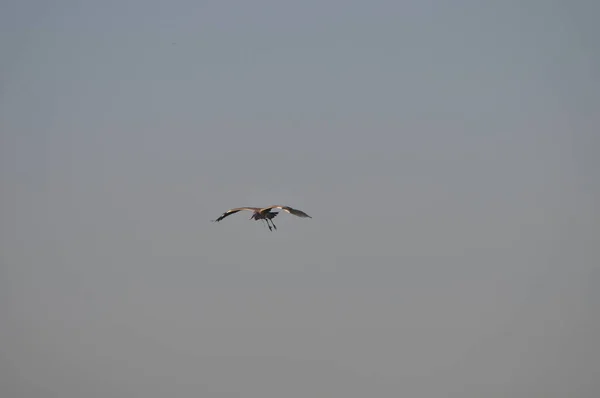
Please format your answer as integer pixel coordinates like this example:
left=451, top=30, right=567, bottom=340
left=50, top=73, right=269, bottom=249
left=262, top=205, right=312, bottom=218
left=212, top=207, right=259, bottom=222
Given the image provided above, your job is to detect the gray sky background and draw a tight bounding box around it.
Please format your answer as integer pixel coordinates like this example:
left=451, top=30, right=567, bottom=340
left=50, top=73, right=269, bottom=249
left=1, top=1, right=599, bottom=397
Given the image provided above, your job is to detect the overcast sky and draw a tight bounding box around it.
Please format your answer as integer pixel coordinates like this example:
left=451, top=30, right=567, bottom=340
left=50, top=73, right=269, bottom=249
left=1, top=1, right=599, bottom=397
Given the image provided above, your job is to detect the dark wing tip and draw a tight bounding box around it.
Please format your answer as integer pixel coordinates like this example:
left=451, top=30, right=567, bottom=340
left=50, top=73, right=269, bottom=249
left=285, top=207, right=312, bottom=218
left=212, top=208, right=245, bottom=223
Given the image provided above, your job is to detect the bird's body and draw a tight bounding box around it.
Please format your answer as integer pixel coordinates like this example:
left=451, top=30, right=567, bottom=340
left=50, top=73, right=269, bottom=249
left=212, top=205, right=311, bottom=231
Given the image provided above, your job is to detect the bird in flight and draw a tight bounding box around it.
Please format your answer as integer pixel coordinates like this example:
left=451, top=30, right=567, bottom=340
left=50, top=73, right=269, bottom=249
left=211, top=205, right=311, bottom=231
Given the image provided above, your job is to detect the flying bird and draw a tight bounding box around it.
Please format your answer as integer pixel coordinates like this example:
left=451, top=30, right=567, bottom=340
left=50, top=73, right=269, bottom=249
left=211, top=205, right=311, bottom=231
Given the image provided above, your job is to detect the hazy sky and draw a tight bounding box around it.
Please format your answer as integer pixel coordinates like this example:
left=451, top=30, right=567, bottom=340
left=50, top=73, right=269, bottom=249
left=1, top=1, right=599, bottom=397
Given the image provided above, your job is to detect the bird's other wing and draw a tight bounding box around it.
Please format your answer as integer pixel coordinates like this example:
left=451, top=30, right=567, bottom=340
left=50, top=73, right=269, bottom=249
left=263, top=205, right=312, bottom=218
left=212, top=207, right=259, bottom=222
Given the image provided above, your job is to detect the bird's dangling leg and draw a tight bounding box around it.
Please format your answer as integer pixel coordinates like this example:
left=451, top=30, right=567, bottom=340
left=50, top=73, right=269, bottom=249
left=261, top=219, right=271, bottom=231
left=263, top=219, right=272, bottom=231
left=269, top=219, right=277, bottom=230
left=263, top=213, right=277, bottom=231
